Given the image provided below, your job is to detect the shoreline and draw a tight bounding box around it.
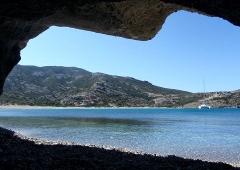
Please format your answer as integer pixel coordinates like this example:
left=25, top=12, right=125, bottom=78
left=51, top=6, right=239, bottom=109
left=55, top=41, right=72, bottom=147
left=0, top=104, right=171, bottom=110
left=1, top=104, right=240, bottom=110
left=0, top=126, right=239, bottom=169
left=1, top=105, right=239, bottom=168
left=1, top=104, right=239, bottom=110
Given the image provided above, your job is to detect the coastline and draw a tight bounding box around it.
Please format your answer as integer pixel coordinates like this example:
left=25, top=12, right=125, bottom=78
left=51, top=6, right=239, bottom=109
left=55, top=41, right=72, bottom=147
left=0, top=105, right=76, bottom=110
left=1, top=104, right=239, bottom=110
left=0, top=104, right=169, bottom=110
left=0, top=126, right=239, bottom=169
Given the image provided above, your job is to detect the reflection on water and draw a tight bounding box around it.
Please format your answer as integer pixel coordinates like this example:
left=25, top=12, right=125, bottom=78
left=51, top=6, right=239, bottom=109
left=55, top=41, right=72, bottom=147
left=0, top=116, right=150, bottom=128
left=0, top=108, right=239, bottom=166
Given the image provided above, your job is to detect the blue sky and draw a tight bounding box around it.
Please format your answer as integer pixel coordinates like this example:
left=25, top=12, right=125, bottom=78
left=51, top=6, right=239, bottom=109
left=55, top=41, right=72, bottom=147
left=20, top=11, right=240, bottom=93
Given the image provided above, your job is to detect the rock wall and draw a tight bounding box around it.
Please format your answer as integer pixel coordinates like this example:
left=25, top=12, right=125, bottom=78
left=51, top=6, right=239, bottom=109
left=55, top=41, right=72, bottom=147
left=1, top=0, right=240, bottom=95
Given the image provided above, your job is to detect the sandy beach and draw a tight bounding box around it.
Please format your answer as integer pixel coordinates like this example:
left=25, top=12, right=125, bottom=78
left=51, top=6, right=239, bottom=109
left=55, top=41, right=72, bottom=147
left=0, top=105, right=71, bottom=110
left=0, top=105, right=164, bottom=110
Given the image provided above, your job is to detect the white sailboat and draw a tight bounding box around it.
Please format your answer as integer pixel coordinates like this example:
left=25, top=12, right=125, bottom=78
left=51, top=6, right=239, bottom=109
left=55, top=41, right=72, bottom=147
left=198, top=103, right=211, bottom=109
left=199, top=80, right=211, bottom=109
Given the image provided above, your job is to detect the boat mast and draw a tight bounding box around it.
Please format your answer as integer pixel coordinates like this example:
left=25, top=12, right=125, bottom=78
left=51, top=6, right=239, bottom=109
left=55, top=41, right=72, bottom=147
left=203, top=79, right=206, bottom=104
left=199, top=79, right=211, bottom=109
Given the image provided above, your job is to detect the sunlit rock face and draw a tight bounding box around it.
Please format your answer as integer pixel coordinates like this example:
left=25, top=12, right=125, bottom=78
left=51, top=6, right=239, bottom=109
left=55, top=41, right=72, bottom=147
left=1, top=0, right=240, bottom=95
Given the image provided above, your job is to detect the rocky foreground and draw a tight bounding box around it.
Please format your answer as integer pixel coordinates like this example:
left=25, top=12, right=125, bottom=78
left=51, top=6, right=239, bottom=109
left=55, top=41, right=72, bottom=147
left=0, top=127, right=239, bottom=170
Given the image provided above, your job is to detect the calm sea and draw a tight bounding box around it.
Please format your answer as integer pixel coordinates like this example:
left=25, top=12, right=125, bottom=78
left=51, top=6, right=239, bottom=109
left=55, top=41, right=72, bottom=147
left=0, top=108, right=239, bottom=166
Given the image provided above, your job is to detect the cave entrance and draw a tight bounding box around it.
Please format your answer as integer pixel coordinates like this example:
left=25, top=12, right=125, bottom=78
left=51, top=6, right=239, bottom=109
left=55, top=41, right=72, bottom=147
left=19, top=11, right=240, bottom=93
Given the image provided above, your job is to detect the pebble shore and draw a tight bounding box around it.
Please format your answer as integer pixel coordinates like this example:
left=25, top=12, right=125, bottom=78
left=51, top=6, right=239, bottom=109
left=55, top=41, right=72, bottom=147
left=0, top=127, right=239, bottom=170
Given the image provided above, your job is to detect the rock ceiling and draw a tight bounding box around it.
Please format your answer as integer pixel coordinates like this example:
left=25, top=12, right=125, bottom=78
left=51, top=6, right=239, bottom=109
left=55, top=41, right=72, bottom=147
left=1, top=0, right=240, bottom=95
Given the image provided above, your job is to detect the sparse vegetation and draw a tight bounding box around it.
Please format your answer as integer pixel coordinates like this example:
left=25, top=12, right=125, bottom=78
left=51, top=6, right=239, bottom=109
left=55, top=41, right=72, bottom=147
left=0, top=65, right=239, bottom=108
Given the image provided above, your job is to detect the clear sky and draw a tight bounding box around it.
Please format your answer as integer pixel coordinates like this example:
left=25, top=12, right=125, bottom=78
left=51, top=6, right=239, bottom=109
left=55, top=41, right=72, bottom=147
left=20, top=11, right=240, bottom=93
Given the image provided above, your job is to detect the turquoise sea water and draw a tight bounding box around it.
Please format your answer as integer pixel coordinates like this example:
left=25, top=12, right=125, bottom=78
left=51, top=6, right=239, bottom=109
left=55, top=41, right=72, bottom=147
left=0, top=108, right=239, bottom=166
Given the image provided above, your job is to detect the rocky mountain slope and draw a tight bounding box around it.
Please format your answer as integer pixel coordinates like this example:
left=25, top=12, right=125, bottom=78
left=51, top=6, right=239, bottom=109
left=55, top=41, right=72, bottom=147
left=184, top=90, right=240, bottom=108
left=0, top=65, right=239, bottom=108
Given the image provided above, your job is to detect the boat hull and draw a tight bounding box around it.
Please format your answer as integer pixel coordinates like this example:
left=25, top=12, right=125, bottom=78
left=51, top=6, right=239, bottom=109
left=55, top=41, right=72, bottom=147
left=199, top=104, right=211, bottom=109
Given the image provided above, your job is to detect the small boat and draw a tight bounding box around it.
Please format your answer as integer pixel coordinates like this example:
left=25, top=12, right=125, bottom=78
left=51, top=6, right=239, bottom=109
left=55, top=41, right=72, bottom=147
left=199, top=79, right=211, bottom=109
left=199, top=104, right=211, bottom=109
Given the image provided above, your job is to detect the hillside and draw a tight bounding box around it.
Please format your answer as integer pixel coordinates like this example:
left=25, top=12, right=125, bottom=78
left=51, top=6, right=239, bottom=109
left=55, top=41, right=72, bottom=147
left=0, top=65, right=192, bottom=107
left=183, top=90, right=240, bottom=108
left=0, top=65, right=239, bottom=108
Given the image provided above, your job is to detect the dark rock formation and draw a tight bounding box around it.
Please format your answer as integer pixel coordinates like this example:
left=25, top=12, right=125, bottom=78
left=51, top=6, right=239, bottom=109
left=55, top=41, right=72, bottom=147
left=1, top=0, right=240, bottom=95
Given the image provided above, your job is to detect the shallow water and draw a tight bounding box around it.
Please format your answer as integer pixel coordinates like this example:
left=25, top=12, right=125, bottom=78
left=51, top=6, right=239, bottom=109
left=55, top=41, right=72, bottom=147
left=0, top=108, right=239, bottom=166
